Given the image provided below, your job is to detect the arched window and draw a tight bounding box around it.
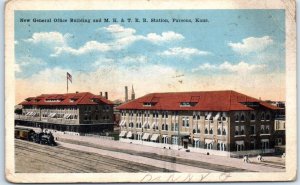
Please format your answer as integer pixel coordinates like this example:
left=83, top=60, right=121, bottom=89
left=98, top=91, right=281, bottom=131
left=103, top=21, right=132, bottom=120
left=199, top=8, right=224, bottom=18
left=240, top=114, right=245, bottom=122
left=217, top=128, right=221, bottom=135
left=205, top=128, right=208, bottom=134
left=266, top=113, right=270, bottom=121
left=251, top=113, right=255, bottom=121
left=261, top=112, right=265, bottom=121
left=222, top=129, right=226, bottom=135
left=209, top=128, right=213, bottom=134
left=235, top=114, right=239, bottom=122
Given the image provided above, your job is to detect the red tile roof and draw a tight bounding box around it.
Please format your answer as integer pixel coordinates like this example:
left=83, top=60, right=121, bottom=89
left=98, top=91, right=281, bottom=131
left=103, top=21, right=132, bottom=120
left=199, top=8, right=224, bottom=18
left=19, top=92, right=113, bottom=106
left=117, top=90, right=279, bottom=111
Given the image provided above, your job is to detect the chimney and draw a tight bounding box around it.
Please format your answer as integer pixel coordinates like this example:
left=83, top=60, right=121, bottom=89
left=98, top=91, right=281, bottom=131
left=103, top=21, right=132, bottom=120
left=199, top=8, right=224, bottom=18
left=105, top=92, right=108, bottom=99
left=131, top=85, right=135, bottom=100
left=100, top=92, right=103, bottom=97
left=125, top=86, right=128, bottom=102
left=76, top=91, right=79, bottom=94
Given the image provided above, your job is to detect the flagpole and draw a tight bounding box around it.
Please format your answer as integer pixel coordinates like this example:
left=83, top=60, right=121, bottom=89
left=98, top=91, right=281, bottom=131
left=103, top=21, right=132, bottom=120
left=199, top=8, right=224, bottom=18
left=67, top=73, right=68, bottom=94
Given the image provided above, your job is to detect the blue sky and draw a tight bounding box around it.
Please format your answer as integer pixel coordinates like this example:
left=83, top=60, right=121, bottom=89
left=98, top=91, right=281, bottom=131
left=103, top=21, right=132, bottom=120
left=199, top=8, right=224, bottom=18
left=14, top=10, right=285, bottom=103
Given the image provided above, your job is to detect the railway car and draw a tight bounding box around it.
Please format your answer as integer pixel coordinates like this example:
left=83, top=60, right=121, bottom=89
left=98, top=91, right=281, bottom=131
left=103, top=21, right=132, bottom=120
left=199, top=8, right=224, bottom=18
left=15, top=128, right=35, bottom=141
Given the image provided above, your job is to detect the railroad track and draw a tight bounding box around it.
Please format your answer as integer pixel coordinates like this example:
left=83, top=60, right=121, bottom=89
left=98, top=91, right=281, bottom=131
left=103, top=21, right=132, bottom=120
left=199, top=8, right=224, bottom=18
left=57, top=138, right=254, bottom=172
left=15, top=139, right=176, bottom=173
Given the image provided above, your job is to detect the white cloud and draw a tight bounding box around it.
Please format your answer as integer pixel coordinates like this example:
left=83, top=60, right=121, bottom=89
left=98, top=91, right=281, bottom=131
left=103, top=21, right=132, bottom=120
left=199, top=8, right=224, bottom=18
left=92, top=58, right=115, bottom=67
left=51, top=24, right=184, bottom=56
left=192, top=61, right=266, bottom=74
left=24, top=32, right=71, bottom=46
left=145, top=31, right=184, bottom=43
left=219, top=61, right=266, bottom=73
left=228, top=36, right=273, bottom=54
left=15, top=57, right=45, bottom=73
left=51, top=41, right=111, bottom=56
left=104, top=24, right=184, bottom=44
left=30, top=67, right=72, bottom=83
left=191, top=63, right=216, bottom=72
left=159, top=47, right=211, bottom=58
left=16, top=56, right=45, bottom=66
left=121, top=56, right=148, bottom=64
left=103, top=24, right=136, bottom=38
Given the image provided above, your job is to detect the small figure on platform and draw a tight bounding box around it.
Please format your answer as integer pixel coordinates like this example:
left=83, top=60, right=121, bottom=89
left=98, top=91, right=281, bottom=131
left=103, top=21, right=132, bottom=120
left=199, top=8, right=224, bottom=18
left=257, top=154, right=263, bottom=162
left=243, top=155, right=249, bottom=163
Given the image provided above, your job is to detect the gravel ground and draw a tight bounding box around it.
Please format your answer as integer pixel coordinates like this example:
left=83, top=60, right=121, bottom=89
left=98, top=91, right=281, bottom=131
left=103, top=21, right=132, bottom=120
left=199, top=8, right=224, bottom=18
left=15, top=139, right=176, bottom=173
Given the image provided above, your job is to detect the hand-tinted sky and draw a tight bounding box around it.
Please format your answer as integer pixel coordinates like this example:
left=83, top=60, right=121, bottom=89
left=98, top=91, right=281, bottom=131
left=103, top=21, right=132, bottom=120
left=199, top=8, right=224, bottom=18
left=14, top=10, right=285, bottom=104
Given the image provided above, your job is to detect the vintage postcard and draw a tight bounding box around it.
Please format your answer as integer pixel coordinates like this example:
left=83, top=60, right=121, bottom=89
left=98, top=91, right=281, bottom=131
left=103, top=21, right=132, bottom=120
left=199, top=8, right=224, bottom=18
left=5, top=0, right=296, bottom=183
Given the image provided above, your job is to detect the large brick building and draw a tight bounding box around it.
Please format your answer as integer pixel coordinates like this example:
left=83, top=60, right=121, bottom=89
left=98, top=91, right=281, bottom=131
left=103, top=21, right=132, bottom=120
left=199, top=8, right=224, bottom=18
left=15, top=92, right=114, bottom=134
left=117, top=90, right=280, bottom=156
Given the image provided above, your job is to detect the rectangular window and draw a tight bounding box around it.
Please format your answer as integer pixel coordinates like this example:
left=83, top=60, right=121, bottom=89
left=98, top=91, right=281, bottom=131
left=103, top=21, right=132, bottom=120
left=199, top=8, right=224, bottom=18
left=182, top=116, right=189, bottom=127
left=250, top=125, right=256, bottom=135
left=240, top=125, right=245, bottom=135
left=265, top=125, right=270, bottom=134
left=172, top=136, right=178, bottom=145
left=172, top=123, right=179, bottom=131
left=276, top=138, right=282, bottom=145
left=260, top=125, right=265, bottom=134
left=235, top=126, right=239, bottom=135
left=250, top=140, right=256, bottom=150
left=194, top=140, right=200, bottom=148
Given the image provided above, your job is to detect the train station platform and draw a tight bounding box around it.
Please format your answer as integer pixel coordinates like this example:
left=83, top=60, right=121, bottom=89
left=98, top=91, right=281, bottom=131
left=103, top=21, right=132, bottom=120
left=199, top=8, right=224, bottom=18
left=55, top=133, right=285, bottom=173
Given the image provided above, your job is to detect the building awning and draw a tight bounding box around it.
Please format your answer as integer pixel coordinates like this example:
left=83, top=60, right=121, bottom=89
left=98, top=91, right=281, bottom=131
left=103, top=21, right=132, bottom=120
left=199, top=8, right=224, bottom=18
left=120, top=120, right=126, bottom=126
left=218, top=140, right=226, bottom=144
left=25, top=112, right=30, bottom=116
left=214, top=112, right=220, bottom=120
left=205, top=139, right=213, bottom=144
left=151, top=122, right=158, bottom=128
left=180, top=132, right=190, bottom=136
left=193, top=138, right=200, bottom=141
left=142, top=121, right=148, bottom=128
left=235, top=140, right=244, bottom=145
left=150, top=134, right=159, bottom=141
left=126, top=131, right=132, bottom=138
left=142, top=133, right=150, bottom=140
left=119, top=131, right=127, bottom=137
left=162, top=135, right=168, bottom=138
left=206, top=113, right=212, bottom=120
left=261, top=139, right=269, bottom=142
left=49, top=113, right=56, bottom=118
left=64, top=114, right=70, bottom=118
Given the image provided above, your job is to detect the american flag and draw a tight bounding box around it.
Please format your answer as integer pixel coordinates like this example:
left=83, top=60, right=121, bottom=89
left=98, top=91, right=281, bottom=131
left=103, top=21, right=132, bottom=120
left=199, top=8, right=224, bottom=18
left=67, top=72, right=72, bottom=83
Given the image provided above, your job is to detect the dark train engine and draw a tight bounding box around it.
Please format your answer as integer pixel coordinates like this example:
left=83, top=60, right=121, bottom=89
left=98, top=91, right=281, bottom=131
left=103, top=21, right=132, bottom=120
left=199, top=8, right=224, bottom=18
left=15, top=127, right=56, bottom=146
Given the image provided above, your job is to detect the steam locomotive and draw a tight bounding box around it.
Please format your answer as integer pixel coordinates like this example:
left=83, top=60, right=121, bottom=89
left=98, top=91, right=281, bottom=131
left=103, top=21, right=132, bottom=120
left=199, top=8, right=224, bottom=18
left=15, top=126, right=56, bottom=146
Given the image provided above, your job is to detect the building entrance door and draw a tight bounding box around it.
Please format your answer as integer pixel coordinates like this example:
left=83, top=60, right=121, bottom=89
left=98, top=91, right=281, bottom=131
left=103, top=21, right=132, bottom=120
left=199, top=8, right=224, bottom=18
left=183, top=139, right=189, bottom=149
